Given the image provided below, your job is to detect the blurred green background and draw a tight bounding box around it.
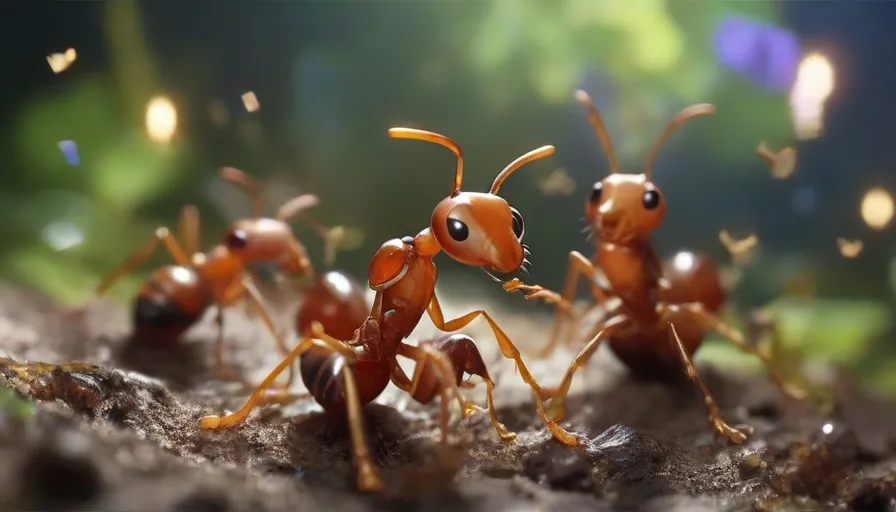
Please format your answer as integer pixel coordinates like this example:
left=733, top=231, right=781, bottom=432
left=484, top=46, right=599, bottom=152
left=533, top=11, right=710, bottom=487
left=5, top=1, right=896, bottom=395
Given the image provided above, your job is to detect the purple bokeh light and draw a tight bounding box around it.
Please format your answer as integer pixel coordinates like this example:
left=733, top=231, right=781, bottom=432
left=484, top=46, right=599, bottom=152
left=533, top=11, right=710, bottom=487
left=57, top=140, right=79, bottom=166
left=714, top=16, right=802, bottom=93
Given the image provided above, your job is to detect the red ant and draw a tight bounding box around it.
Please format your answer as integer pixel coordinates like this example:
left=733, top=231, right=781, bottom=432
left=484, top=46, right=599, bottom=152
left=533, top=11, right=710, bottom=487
left=199, top=127, right=570, bottom=492
left=67, top=167, right=342, bottom=387
left=504, top=90, right=807, bottom=446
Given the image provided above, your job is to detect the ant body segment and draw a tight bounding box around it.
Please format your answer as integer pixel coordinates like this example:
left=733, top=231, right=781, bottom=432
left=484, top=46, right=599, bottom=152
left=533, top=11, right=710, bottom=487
left=506, top=90, right=807, bottom=446
left=199, top=127, right=569, bottom=492
left=68, top=167, right=338, bottom=386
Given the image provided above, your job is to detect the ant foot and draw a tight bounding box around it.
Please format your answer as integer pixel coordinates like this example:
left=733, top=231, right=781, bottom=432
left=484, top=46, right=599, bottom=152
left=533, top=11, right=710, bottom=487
left=199, top=415, right=223, bottom=429
left=713, top=419, right=750, bottom=445
left=498, top=430, right=517, bottom=442
left=492, top=421, right=516, bottom=442
left=504, top=280, right=572, bottom=309
left=357, top=465, right=386, bottom=493
left=502, top=278, right=536, bottom=292
left=462, top=401, right=484, bottom=418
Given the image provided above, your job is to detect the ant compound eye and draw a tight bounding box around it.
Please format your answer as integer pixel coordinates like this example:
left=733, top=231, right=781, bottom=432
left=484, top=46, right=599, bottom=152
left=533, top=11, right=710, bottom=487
left=227, top=229, right=249, bottom=249
left=642, top=190, right=661, bottom=210
left=590, top=182, right=603, bottom=204
left=510, top=207, right=525, bottom=239
left=446, top=218, right=469, bottom=242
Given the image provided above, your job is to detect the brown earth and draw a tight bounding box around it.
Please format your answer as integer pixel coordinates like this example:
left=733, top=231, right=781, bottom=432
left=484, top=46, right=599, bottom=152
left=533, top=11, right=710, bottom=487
left=0, top=284, right=894, bottom=512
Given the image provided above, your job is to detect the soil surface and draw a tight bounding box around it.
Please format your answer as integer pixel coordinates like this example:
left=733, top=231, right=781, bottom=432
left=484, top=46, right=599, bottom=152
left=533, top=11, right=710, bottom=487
left=0, top=283, right=894, bottom=512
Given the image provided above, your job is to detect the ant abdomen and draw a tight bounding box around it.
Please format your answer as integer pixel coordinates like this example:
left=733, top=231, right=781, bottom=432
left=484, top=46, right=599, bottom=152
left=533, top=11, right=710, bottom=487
left=300, top=347, right=392, bottom=411
left=296, top=270, right=369, bottom=341
left=132, top=265, right=212, bottom=344
left=411, top=334, right=489, bottom=404
left=660, top=251, right=726, bottom=314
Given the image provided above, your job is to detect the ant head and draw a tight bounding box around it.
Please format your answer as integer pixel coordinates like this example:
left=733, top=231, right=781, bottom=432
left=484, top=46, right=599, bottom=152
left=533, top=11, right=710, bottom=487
left=223, top=218, right=311, bottom=275
left=387, top=128, right=554, bottom=280
left=218, top=167, right=317, bottom=276
left=586, top=174, right=665, bottom=242
left=573, top=90, right=715, bottom=243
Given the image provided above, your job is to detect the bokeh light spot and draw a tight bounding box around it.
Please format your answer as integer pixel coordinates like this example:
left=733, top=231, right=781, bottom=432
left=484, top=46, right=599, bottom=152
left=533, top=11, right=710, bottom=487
left=860, top=187, right=894, bottom=230
left=145, top=96, right=177, bottom=144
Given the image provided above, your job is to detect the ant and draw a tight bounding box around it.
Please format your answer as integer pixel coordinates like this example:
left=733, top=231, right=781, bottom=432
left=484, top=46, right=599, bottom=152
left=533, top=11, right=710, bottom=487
left=67, top=167, right=341, bottom=387
left=505, top=90, right=807, bottom=446
left=199, top=127, right=570, bottom=492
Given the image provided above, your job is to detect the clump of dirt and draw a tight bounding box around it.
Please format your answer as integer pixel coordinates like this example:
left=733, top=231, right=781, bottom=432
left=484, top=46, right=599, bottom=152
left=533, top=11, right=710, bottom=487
left=0, top=285, right=894, bottom=511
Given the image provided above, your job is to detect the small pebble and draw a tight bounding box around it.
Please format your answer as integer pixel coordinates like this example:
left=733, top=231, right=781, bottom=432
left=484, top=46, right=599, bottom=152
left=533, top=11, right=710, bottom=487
left=524, top=440, right=592, bottom=490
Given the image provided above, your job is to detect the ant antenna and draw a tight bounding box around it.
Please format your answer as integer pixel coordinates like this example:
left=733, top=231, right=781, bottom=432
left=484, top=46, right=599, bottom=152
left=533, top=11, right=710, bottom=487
left=574, top=90, right=619, bottom=175
left=219, top=167, right=263, bottom=218
left=388, top=128, right=464, bottom=196
left=489, top=146, right=556, bottom=195
left=642, top=103, right=716, bottom=180
left=276, top=194, right=320, bottom=222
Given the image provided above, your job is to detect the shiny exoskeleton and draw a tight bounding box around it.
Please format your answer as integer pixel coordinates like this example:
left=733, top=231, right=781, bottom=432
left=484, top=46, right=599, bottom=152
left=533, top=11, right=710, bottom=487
left=68, top=167, right=332, bottom=385
left=132, top=265, right=211, bottom=345
left=505, top=89, right=806, bottom=447
left=200, top=127, right=566, bottom=493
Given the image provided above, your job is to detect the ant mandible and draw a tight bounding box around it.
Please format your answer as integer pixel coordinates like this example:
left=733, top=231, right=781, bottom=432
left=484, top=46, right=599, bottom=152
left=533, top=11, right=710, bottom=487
left=199, top=127, right=571, bottom=492
left=67, top=167, right=336, bottom=386
left=505, top=90, right=807, bottom=446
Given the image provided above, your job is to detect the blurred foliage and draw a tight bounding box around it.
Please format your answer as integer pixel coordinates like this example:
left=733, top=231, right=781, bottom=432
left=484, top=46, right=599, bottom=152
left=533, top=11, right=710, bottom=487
left=699, top=297, right=894, bottom=394
left=4, top=1, right=896, bottom=395
left=0, top=388, right=35, bottom=424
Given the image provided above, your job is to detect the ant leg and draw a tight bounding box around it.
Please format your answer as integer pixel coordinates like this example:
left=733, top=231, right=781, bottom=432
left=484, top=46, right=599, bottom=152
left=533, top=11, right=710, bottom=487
left=66, top=225, right=190, bottom=314
left=543, top=251, right=608, bottom=357
left=393, top=344, right=463, bottom=444
left=543, top=319, right=626, bottom=422
left=427, top=336, right=515, bottom=441
left=402, top=338, right=516, bottom=442
left=177, top=204, right=201, bottom=259
left=678, top=303, right=808, bottom=400
left=746, top=308, right=786, bottom=368
left=505, top=251, right=607, bottom=358
left=667, top=322, right=748, bottom=444
left=239, top=276, right=297, bottom=389
left=425, top=295, right=577, bottom=446
left=564, top=301, right=607, bottom=349
left=219, top=167, right=263, bottom=218
left=211, top=307, right=241, bottom=384
left=340, top=362, right=386, bottom=492
left=276, top=194, right=321, bottom=222
left=256, top=391, right=311, bottom=407
left=295, top=213, right=349, bottom=269
left=199, top=326, right=354, bottom=429
left=283, top=238, right=315, bottom=278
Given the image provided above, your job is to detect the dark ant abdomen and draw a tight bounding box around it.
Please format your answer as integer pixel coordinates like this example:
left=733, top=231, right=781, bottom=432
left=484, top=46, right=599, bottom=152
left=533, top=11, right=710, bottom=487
left=132, top=266, right=211, bottom=344
left=300, top=346, right=392, bottom=411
